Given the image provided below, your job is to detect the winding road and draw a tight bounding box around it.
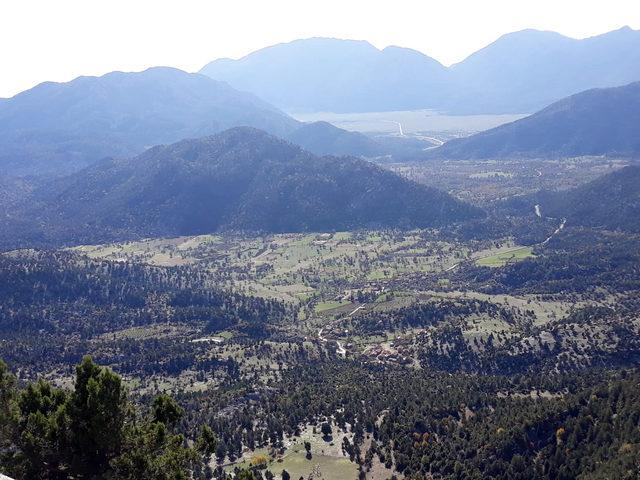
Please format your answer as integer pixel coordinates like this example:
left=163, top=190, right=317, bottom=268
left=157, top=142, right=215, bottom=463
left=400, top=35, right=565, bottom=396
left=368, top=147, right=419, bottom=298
left=542, top=218, right=566, bottom=245
left=441, top=215, right=566, bottom=273
left=317, top=327, right=346, bottom=357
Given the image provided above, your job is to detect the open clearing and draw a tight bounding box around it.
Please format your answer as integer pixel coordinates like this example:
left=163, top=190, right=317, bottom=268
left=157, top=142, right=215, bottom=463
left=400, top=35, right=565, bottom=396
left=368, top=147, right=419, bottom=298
left=270, top=446, right=356, bottom=480
left=315, top=300, right=352, bottom=313
left=71, top=230, right=473, bottom=305
left=223, top=423, right=358, bottom=480
left=476, top=246, right=534, bottom=267
left=70, top=230, right=588, bottom=368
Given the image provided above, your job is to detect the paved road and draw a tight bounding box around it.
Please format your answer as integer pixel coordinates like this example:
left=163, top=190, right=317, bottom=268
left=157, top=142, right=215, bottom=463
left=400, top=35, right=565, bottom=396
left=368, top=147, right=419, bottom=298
left=317, top=327, right=346, bottom=357
left=420, top=136, right=444, bottom=146
left=382, top=120, right=404, bottom=136
left=542, top=218, right=566, bottom=245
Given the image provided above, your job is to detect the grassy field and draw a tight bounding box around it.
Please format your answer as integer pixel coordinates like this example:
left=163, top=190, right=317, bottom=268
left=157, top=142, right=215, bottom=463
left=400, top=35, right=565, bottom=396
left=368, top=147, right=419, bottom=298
left=314, top=300, right=351, bottom=313
left=71, top=232, right=579, bottom=352
left=476, top=246, right=534, bottom=267
left=96, top=323, right=195, bottom=341
left=223, top=423, right=358, bottom=480
left=314, top=285, right=586, bottom=365
left=269, top=447, right=357, bottom=480
left=225, top=448, right=356, bottom=480
left=70, top=231, right=583, bottom=368
left=72, top=230, right=470, bottom=305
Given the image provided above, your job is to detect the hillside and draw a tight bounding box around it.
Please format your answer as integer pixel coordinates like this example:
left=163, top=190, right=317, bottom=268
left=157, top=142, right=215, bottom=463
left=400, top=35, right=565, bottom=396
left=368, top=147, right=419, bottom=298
left=530, top=165, right=640, bottom=232
left=200, top=28, right=640, bottom=114
left=285, top=121, right=387, bottom=157
left=427, top=82, right=640, bottom=159
left=0, top=67, right=298, bottom=175
left=0, top=128, right=481, bottom=247
left=449, top=26, right=640, bottom=113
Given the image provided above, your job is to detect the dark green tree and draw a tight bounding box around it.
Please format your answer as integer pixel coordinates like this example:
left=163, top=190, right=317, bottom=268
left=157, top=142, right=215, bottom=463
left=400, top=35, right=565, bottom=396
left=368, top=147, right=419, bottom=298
left=321, top=422, right=332, bottom=438
left=110, top=421, right=196, bottom=480
left=0, top=360, right=18, bottom=452
left=196, top=424, right=219, bottom=456
left=66, top=356, right=128, bottom=476
left=1, top=357, right=199, bottom=480
left=152, top=393, right=185, bottom=427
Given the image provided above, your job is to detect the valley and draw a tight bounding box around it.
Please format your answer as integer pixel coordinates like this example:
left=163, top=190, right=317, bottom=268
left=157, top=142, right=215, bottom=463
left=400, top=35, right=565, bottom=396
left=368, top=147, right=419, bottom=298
left=390, top=156, right=630, bottom=204
left=5, top=219, right=640, bottom=479
left=6, top=213, right=638, bottom=387
left=3, top=148, right=640, bottom=479
left=72, top=230, right=474, bottom=304
left=2, top=14, right=640, bottom=480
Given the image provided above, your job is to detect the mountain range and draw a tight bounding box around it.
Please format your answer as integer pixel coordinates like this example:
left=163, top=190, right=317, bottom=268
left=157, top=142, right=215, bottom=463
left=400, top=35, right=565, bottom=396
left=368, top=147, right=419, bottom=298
left=427, top=81, right=640, bottom=159
left=0, top=128, right=481, bottom=248
left=200, top=27, right=640, bottom=114
left=202, top=38, right=450, bottom=114
left=0, top=67, right=428, bottom=176
left=0, top=67, right=299, bottom=176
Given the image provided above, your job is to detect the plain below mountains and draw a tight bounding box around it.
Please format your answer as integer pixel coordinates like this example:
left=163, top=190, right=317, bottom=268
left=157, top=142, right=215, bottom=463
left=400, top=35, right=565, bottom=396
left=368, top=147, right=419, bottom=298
left=427, top=81, right=640, bottom=159
left=200, top=27, right=640, bottom=114
left=0, top=128, right=482, bottom=248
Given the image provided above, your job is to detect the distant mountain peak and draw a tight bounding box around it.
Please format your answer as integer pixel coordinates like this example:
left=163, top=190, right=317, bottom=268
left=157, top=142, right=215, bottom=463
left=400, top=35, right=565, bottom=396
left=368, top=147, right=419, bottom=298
left=200, top=37, right=449, bottom=113
left=200, top=27, right=640, bottom=114
left=609, top=25, right=635, bottom=33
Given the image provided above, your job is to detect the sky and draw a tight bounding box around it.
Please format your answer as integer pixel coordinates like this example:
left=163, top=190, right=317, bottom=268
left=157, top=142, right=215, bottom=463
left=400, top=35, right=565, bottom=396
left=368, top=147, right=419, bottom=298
left=1, top=0, right=639, bottom=98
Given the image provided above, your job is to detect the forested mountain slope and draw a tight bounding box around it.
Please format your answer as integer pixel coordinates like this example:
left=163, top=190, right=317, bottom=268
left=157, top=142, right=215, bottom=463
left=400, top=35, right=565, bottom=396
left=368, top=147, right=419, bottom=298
left=428, top=82, right=640, bottom=159
left=0, top=67, right=298, bottom=175
left=514, top=165, right=640, bottom=232
left=0, top=127, right=482, bottom=248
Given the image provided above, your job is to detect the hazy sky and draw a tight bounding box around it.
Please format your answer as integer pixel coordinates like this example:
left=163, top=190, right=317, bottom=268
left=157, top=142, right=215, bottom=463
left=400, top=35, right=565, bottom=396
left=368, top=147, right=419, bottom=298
left=2, top=0, right=639, bottom=98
